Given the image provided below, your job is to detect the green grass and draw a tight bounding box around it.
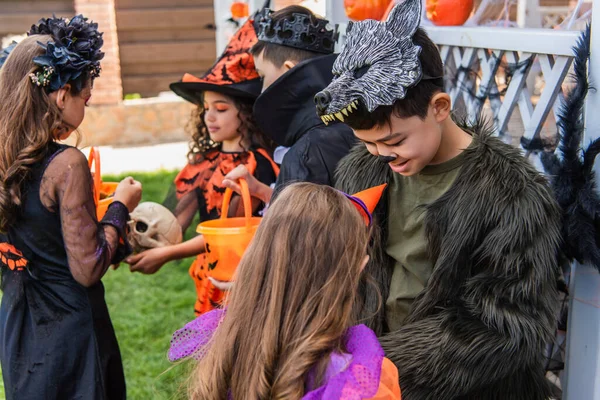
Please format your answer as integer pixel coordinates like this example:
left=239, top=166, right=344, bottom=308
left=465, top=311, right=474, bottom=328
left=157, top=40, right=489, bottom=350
left=0, top=170, right=198, bottom=400
left=103, top=170, right=198, bottom=399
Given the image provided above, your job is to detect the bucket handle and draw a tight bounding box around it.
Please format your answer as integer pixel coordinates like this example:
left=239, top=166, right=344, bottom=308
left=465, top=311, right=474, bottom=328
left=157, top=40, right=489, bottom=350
left=88, top=147, right=101, bottom=206
left=221, top=178, right=252, bottom=230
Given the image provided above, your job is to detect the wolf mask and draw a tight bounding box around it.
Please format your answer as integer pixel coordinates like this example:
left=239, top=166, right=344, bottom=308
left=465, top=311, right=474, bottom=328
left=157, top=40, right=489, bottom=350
left=315, top=0, right=423, bottom=124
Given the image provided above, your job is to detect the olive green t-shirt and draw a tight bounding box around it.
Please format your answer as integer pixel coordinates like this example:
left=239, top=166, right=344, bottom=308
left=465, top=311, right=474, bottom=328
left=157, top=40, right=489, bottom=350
left=385, top=153, right=466, bottom=331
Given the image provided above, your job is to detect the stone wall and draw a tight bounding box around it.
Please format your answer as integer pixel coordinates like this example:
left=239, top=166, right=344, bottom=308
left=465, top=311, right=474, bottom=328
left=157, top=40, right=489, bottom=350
left=68, top=97, right=195, bottom=148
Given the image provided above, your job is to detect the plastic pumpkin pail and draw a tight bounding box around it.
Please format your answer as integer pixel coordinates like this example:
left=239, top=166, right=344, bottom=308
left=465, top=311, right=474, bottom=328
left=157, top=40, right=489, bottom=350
left=196, top=179, right=261, bottom=282
left=89, top=147, right=119, bottom=220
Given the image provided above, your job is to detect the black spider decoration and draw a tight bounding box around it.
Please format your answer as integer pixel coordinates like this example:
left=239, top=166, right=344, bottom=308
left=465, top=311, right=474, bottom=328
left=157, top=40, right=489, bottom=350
left=525, top=25, right=600, bottom=272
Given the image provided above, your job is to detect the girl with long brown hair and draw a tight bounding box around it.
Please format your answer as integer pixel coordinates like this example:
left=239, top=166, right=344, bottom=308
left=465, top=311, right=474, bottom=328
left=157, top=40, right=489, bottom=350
left=0, top=16, right=142, bottom=399
left=125, top=20, right=278, bottom=316
left=169, top=183, right=401, bottom=399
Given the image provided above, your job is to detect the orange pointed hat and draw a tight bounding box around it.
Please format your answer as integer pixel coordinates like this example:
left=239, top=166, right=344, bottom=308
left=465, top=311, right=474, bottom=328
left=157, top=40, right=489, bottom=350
left=341, top=184, right=387, bottom=226
left=170, top=19, right=261, bottom=105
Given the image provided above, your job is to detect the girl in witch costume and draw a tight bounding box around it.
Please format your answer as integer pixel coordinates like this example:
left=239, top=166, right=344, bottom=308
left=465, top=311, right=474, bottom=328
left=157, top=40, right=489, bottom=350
left=317, top=1, right=562, bottom=399
left=169, top=182, right=401, bottom=400
left=126, top=20, right=278, bottom=316
left=0, top=16, right=142, bottom=400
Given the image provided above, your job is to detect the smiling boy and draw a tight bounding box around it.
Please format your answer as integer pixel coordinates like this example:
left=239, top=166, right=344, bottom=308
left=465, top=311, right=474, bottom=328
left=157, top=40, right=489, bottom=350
left=319, top=1, right=562, bottom=399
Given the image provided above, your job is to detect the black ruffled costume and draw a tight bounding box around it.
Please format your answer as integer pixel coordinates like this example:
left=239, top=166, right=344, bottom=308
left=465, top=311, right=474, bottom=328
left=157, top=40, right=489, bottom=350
left=253, top=54, right=357, bottom=188
left=0, top=143, right=130, bottom=399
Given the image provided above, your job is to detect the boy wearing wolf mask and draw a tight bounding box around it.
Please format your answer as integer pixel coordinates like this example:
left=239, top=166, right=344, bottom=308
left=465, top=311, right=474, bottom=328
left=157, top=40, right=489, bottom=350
left=320, top=0, right=562, bottom=399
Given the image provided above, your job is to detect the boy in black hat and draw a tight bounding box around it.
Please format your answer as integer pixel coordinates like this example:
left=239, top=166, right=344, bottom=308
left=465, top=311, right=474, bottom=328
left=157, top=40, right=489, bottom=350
left=222, top=5, right=356, bottom=203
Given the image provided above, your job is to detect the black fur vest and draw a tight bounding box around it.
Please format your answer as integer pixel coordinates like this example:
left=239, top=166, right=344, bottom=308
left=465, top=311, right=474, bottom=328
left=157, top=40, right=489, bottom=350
left=335, top=123, right=562, bottom=400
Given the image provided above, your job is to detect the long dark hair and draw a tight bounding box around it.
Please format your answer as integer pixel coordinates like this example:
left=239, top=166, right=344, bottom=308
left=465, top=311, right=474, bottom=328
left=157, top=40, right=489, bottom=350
left=0, top=35, right=90, bottom=232
left=186, top=94, right=274, bottom=164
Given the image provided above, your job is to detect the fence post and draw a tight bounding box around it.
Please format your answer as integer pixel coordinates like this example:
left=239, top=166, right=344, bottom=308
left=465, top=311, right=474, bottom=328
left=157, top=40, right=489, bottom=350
left=563, top=1, right=600, bottom=398
left=325, top=0, right=349, bottom=25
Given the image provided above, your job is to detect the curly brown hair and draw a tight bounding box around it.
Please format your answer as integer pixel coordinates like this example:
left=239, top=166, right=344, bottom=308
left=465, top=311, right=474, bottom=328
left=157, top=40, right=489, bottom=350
left=0, top=35, right=89, bottom=232
left=186, top=94, right=275, bottom=164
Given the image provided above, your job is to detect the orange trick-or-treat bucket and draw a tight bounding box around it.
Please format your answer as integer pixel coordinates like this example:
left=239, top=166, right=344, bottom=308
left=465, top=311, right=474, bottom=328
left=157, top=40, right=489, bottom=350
left=88, top=147, right=119, bottom=220
left=196, top=179, right=261, bottom=282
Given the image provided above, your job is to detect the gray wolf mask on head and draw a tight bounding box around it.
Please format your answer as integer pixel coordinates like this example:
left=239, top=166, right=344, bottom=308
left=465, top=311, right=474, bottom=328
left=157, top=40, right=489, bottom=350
left=315, top=0, right=423, bottom=124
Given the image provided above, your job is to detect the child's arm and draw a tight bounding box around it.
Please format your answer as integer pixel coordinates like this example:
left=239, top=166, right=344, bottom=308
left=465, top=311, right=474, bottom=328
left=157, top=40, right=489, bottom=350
left=229, top=194, right=263, bottom=217
left=228, top=153, right=278, bottom=216
left=41, top=148, right=141, bottom=287
left=126, top=235, right=206, bottom=275
left=222, top=165, right=273, bottom=204
left=173, top=191, right=199, bottom=233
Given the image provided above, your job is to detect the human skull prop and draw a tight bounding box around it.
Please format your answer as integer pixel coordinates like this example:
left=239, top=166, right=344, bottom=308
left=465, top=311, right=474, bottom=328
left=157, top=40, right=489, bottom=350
left=127, top=202, right=183, bottom=253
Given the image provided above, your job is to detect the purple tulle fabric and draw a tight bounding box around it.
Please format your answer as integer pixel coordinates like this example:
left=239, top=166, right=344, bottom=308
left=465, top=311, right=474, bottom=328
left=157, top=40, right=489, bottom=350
left=168, top=308, right=225, bottom=362
left=168, top=309, right=385, bottom=399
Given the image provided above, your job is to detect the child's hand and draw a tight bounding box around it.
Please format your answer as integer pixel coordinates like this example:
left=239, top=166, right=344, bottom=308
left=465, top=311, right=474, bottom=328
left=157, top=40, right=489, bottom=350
left=114, top=177, right=142, bottom=212
left=126, top=247, right=168, bottom=274
left=222, top=165, right=253, bottom=194
left=223, top=165, right=273, bottom=204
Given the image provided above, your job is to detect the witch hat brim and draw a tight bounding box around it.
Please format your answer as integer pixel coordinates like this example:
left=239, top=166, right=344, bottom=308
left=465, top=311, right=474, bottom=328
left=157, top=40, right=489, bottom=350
left=170, top=75, right=262, bottom=105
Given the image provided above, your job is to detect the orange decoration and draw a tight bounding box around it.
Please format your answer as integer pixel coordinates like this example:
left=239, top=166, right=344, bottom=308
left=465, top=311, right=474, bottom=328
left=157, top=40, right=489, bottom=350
left=349, top=184, right=387, bottom=226
left=353, top=184, right=387, bottom=213
left=381, top=0, right=394, bottom=20
left=344, top=0, right=393, bottom=21
left=88, top=147, right=118, bottom=220
left=0, top=243, right=28, bottom=271
left=426, top=0, right=473, bottom=26
left=230, top=2, right=249, bottom=19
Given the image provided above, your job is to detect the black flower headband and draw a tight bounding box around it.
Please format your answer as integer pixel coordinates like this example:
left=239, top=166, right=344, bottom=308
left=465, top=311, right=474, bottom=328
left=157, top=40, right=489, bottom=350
left=26, top=15, right=104, bottom=92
